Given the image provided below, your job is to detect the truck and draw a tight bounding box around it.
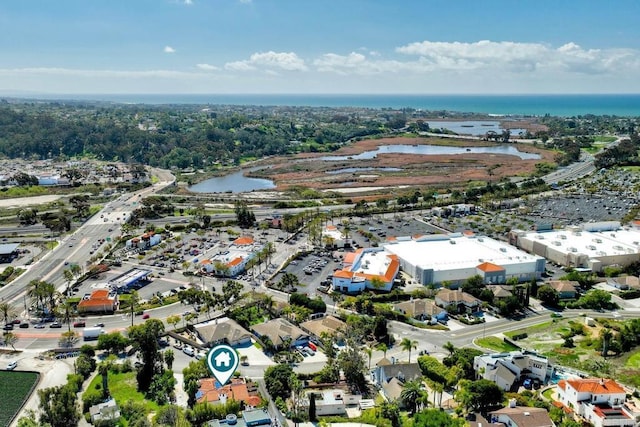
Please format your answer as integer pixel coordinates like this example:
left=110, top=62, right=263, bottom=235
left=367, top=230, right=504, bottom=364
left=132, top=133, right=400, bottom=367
left=83, top=327, right=105, bottom=341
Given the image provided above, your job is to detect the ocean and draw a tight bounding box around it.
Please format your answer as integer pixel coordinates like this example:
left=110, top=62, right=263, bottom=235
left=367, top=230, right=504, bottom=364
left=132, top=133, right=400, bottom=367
left=14, top=93, right=640, bottom=117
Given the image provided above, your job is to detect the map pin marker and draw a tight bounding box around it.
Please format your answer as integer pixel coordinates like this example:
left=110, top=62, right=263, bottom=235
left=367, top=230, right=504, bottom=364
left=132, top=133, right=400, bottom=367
left=206, top=344, right=239, bottom=387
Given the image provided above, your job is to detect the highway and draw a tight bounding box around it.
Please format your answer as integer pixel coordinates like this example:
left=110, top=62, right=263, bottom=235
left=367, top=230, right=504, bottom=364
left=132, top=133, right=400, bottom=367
left=0, top=170, right=176, bottom=316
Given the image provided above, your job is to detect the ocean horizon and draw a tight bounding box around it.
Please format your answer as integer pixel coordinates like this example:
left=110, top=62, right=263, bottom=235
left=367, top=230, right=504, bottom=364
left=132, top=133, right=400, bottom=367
left=5, top=93, right=640, bottom=117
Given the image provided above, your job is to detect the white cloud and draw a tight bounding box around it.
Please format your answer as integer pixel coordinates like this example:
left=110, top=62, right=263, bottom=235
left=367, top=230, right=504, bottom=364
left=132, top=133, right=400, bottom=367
left=196, top=63, right=219, bottom=71
left=164, top=46, right=176, bottom=54
left=225, top=61, right=256, bottom=72
left=224, top=51, right=307, bottom=72
left=183, top=0, right=193, bottom=4
left=395, top=40, right=640, bottom=74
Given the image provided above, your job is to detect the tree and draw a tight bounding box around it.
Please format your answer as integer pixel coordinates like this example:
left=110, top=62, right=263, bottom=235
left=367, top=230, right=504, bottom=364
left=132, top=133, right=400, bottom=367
left=128, top=319, right=165, bottom=392
left=338, top=343, right=367, bottom=393
left=165, top=349, right=175, bottom=370
left=59, top=331, right=80, bottom=348
left=3, top=331, right=17, bottom=350
left=400, top=380, right=425, bottom=414
left=364, top=347, right=373, bottom=370
left=97, top=332, right=130, bottom=354
left=443, top=341, right=456, bottom=356
left=412, top=409, right=466, bottom=427
left=376, top=342, right=388, bottom=359
left=183, top=359, right=210, bottom=407
left=234, top=200, right=256, bottom=228
left=400, top=337, right=418, bottom=363
left=0, top=302, right=14, bottom=325
left=537, top=285, right=559, bottom=306
left=38, top=384, right=80, bottom=427
left=264, top=364, right=295, bottom=401
left=456, top=379, right=504, bottom=413
left=167, top=314, right=181, bottom=330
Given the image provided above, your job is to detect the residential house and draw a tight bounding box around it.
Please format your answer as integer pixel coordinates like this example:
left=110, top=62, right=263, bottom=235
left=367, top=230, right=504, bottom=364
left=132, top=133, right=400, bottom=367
left=78, top=288, right=118, bottom=314
left=546, top=280, right=578, bottom=299
left=489, top=406, right=554, bottom=427
left=435, top=289, right=482, bottom=314
left=89, top=399, right=120, bottom=424
left=392, top=298, right=448, bottom=323
left=474, top=352, right=551, bottom=391
left=300, top=315, right=346, bottom=340
left=371, top=362, right=422, bottom=405
left=251, top=318, right=309, bottom=349
left=206, top=409, right=272, bottom=427
left=301, top=389, right=362, bottom=416
left=491, top=285, right=514, bottom=301
left=556, top=378, right=639, bottom=427
left=197, top=378, right=261, bottom=408
left=194, top=317, right=253, bottom=348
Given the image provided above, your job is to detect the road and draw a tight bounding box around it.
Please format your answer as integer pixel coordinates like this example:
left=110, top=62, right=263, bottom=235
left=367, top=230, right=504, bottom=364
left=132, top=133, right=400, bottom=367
left=0, top=173, right=176, bottom=316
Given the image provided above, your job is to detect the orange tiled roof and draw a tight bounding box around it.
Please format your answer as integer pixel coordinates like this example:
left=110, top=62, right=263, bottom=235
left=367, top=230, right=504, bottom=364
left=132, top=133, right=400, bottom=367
left=343, top=252, right=357, bottom=264
left=92, top=289, right=109, bottom=298
left=326, top=225, right=337, bottom=231
left=78, top=298, right=115, bottom=308
left=197, top=378, right=261, bottom=406
left=353, top=254, right=399, bottom=283
left=565, top=378, right=625, bottom=394
left=233, top=236, right=254, bottom=245
left=200, top=259, right=211, bottom=264
left=333, top=270, right=354, bottom=279
left=477, top=262, right=505, bottom=273
left=228, top=257, right=243, bottom=267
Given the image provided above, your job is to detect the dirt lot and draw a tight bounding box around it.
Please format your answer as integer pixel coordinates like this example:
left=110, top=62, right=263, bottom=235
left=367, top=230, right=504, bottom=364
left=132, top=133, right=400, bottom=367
left=254, top=136, right=554, bottom=193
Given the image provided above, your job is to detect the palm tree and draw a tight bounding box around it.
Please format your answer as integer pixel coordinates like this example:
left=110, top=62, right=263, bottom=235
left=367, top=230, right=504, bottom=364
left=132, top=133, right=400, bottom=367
left=129, top=290, right=140, bottom=326
left=400, top=380, right=425, bottom=414
left=0, top=302, right=14, bottom=326
left=364, top=348, right=373, bottom=370
left=443, top=341, right=456, bottom=356
left=376, top=342, right=388, bottom=359
left=400, top=337, right=418, bottom=363
left=3, top=331, right=17, bottom=350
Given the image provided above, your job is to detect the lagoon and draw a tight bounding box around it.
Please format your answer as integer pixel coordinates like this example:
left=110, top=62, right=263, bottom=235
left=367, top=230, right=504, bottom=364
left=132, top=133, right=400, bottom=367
left=326, top=167, right=402, bottom=175
left=189, top=170, right=276, bottom=193
left=320, top=144, right=540, bottom=161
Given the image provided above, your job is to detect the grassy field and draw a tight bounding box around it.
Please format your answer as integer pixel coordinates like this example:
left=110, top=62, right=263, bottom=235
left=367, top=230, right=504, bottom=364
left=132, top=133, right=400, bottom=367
left=0, top=371, right=40, bottom=427
left=475, top=336, right=520, bottom=352
left=86, top=370, right=159, bottom=414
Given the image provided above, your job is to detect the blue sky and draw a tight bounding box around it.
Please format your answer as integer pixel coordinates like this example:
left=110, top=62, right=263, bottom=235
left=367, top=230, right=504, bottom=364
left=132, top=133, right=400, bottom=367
left=1, top=0, right=640, bottom=94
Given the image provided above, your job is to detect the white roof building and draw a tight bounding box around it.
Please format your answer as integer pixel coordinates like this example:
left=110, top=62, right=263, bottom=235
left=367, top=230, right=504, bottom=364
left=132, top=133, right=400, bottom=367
left=512, top=222, right=640, bottom=272
left=382, top=233, right=545, bottom=286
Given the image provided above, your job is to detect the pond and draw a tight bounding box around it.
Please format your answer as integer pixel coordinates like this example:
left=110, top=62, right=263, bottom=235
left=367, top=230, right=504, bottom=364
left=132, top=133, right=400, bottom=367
left=426, top=120, right=528, bottom=136
left=320, top=144, right=540, bottom=161
left=189, top=170, right=276, bottom=193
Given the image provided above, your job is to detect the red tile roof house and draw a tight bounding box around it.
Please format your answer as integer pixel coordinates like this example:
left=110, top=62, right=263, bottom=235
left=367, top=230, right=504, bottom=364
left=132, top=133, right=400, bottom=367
left=556, top=378, right=640, bottom=427
left=197, top=378, right=261, bottom=408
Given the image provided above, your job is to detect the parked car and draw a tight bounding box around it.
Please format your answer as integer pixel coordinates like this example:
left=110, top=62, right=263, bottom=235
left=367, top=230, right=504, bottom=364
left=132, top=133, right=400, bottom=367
left=12, top=319, right=21, bottom=324
left=19, top=322, right=29, bottom=329
left=3, top=324, right=14, bottom=331
left=183, top=346, right=195, bottom=357
left=142, top=313, right=150, bottom=319
left=6, top=361, right=17, bottom=371
left=34, top=323, right=45, bottom=329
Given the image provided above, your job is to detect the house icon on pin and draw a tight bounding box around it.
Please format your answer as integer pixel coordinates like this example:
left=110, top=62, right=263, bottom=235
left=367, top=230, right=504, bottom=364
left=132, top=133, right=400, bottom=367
left=215, top=350, right=232, bottom=368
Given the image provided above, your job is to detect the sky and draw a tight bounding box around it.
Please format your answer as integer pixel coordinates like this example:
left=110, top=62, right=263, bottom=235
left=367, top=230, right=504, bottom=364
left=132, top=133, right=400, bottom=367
left=1, top=0, right=640, bottom=95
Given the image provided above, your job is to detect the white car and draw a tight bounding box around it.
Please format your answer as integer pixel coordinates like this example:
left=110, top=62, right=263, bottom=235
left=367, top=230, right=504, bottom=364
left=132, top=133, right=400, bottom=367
left=183, top=346, right=195, bottom=357
left=195, top=351, right=205, bottom=360
left=6, top=361, right=17, bottom=370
